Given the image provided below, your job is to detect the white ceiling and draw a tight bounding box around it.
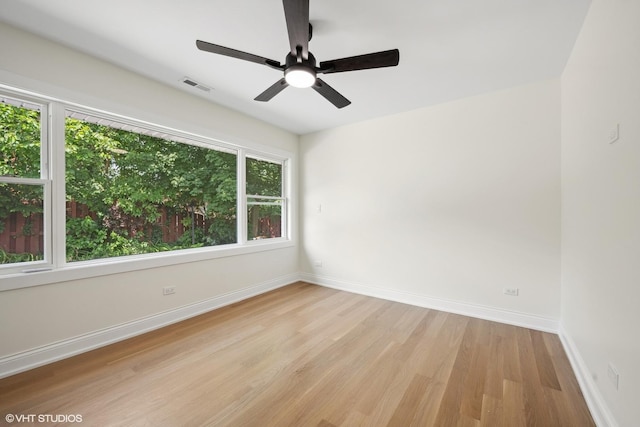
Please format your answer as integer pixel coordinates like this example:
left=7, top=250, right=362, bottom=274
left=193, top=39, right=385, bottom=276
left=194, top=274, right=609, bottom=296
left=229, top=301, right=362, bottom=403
left=0, top=0, right=591, bottom=135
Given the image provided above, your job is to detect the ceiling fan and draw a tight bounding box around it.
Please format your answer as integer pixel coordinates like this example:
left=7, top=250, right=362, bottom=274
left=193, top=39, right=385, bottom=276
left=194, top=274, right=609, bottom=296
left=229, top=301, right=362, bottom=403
left=196, top=0, right=400, bottom=109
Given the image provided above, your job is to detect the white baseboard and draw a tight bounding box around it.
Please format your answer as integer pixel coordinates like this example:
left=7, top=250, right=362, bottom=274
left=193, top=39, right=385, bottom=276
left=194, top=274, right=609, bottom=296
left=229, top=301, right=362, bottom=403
left=0, top=273, right=299, bottom=379
left=300, top=273, right=559, bottom=333
left=558, top=326, right=618, bottom=427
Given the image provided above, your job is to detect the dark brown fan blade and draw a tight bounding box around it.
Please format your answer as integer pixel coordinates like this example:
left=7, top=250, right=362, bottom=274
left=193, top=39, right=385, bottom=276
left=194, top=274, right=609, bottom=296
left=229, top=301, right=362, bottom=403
left=196, top=40, right=282, bottom=70
left=319, top=49, right=399, bottom=74
left=282, top=0, right=309, bottom=59
left=255, top=78, right=289, bottom=102
left=312, top=78, right=351, bottom=108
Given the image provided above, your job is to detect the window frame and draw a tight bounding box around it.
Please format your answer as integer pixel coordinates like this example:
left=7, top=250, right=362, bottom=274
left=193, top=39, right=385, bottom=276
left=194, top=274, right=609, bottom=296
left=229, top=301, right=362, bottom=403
left=0, top=94, right=53, bottom=275
left=0, top=87, right=294, bottom=292
left=244, top=154, right=287, bottom=243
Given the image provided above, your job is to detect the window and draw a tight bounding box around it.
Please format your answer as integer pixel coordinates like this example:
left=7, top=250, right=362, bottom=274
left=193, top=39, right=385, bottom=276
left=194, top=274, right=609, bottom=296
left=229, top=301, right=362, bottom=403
left=0, top=87, right=292, bottom=284
left=64, top=111, right=237, bottom=262
left=0, top=95, right=50, bottom=269
left=246, top=156, right=285, bottom=240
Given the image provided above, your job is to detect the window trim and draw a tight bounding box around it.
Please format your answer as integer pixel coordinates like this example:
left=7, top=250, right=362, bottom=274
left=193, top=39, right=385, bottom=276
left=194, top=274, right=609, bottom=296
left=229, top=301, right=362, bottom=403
left=0, top=239, right=294, bottom=291
left=0, top=87, right=295, bottom=292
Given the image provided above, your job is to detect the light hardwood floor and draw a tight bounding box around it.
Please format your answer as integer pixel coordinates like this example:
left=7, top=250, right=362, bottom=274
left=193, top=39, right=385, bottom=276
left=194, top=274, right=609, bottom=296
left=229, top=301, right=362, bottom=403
left=0, top=282, right=594, bottom=426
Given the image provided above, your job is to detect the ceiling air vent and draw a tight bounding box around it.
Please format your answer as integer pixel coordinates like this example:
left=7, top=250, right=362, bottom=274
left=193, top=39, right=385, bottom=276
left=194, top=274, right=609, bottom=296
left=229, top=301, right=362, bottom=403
left=182, top=77, right=212, bottom=93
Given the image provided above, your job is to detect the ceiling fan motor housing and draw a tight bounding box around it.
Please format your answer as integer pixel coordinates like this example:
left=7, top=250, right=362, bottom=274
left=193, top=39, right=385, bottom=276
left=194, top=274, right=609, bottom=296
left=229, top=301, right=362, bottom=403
left=284, top=52, right=317, bottom=87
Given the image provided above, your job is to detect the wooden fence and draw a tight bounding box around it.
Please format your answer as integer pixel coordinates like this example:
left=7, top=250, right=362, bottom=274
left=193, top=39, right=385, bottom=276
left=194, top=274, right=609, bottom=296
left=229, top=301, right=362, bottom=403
left=0, top=202, right=202, bottom=256
left=0, top=212, right=44, bottom=256
left=1, top=202, right=281, bottom=256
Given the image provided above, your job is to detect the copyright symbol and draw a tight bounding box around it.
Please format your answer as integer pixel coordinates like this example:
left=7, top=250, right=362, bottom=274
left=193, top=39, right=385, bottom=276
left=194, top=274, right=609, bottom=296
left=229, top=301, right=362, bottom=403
left=5, top=414, right=15, bottom=423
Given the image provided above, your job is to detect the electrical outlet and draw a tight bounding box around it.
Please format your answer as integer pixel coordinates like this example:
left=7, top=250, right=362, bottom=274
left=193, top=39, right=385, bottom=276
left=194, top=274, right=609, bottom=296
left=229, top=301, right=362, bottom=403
left=163, top=286, right=176, bottom=296
left=503, top=288, right=519, bottom=296
left=607, top=363, right=619, bottom=390
left=313, top=260, right=323, bottom=268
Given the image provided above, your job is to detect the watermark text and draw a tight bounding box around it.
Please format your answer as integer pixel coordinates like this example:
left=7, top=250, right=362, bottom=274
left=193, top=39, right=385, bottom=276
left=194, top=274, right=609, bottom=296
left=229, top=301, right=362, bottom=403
left=5, top=414, right=83, bottom=423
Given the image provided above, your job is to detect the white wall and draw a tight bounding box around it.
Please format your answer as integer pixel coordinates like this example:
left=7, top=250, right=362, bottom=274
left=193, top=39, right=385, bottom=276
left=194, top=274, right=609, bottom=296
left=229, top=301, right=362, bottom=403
left=0, top=23, right=298, bottom=363
left=5, top=6, right=639, bottom=423
left=300, top=79, right=561, bottom=324
left=561, top=0, right=640, bottom=425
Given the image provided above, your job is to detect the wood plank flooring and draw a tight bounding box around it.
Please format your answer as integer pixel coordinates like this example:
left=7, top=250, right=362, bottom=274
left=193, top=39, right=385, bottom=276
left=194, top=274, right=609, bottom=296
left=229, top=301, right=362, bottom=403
left=0, top=282, right=595, bottom=426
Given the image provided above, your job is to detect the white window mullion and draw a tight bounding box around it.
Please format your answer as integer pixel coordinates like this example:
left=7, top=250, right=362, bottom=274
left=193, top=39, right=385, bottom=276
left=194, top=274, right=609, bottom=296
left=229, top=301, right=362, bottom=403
left=49, top=102, right=67, bottom=269
left=237, top=148, right=247, bottom=244
left=282, top=159, right=289, bottom=240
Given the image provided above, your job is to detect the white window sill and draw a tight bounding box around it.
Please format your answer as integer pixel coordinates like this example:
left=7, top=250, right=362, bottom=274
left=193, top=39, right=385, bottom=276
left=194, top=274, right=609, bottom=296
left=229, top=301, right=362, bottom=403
left=0, top=239, right=294, bottom=292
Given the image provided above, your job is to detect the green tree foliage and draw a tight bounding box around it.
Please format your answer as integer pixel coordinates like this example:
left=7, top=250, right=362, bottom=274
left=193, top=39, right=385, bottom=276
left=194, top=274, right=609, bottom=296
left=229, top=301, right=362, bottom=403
left=246, top=157, right=282, bottom=197
left=0, top=103, right=40, bottom=178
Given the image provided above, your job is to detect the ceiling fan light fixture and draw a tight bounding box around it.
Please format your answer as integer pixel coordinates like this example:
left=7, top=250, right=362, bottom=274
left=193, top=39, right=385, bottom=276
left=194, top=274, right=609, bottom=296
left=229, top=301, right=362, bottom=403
left=284, top=65, right=316, bottom=88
